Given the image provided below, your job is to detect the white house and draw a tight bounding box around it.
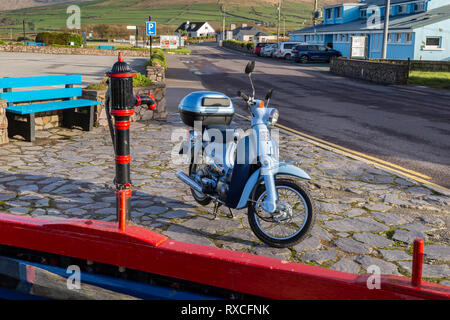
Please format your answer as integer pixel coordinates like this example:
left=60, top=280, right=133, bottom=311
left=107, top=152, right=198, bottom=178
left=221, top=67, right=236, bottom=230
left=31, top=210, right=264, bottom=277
left=175, top=21, right=216, bottom=37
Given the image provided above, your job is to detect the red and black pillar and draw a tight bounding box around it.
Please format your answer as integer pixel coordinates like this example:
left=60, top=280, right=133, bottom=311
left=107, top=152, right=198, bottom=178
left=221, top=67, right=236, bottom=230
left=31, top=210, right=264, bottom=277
left=106, top=52, right=157, bottom=231
left=107, top=52, right=137, bottom=231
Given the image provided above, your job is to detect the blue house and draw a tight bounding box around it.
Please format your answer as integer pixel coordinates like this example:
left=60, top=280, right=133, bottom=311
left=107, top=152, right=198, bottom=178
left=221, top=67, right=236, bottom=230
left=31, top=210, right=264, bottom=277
left=289, top=0, right=450, bottom=60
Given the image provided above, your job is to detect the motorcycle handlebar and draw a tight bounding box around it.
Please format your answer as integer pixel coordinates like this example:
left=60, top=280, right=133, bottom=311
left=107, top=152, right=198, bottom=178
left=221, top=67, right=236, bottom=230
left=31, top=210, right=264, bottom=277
left=237, top=91, right=249, bottom=102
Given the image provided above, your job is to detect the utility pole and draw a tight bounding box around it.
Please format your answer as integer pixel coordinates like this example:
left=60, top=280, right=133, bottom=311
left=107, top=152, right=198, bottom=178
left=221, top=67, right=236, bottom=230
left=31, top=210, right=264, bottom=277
left=222, top=5, right=225, bottom=41
left=22, top=20, right=26, bottom=39
left=313, top=0, right=318, bottom=26
left=277, top=0, right=281, bottom=44
left=381, top=0, right=391, bottom=59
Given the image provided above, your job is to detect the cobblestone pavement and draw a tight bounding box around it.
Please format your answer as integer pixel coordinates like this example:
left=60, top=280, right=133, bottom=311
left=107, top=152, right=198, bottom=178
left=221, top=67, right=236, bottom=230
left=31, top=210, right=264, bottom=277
left=0, top=113, right=449, bottom=285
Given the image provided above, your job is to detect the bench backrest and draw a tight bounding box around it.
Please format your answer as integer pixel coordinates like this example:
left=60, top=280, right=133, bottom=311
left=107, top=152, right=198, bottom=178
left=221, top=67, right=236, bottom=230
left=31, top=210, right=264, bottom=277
left=0, top=75, right=82, bottom=105
left=25, top=42, right=45, bottom=46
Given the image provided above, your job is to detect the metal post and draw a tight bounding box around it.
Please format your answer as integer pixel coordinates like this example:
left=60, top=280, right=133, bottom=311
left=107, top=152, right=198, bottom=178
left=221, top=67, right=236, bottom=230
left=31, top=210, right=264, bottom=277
left=412, top=238, right=424, bottom=287
left=277, top=0, right=281, bottom=44
left=381, top=0, right=391, bottom=59
left=107, top=52, right=137, bottom=231
left=149, top=16, right=153, bottom=57
left=313, top=0, right=318, bottom=26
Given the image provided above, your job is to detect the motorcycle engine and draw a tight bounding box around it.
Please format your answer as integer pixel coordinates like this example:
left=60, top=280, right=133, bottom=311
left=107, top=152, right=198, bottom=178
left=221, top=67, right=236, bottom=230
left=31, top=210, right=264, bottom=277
left=195, top=165, right=230, bottom=202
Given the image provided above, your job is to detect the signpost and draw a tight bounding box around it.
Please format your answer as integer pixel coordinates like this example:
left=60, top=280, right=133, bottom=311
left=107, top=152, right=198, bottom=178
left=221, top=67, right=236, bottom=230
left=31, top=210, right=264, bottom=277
left=127, top=25, right=138, bottom=47
left=146, top=19, right=156, bottom=56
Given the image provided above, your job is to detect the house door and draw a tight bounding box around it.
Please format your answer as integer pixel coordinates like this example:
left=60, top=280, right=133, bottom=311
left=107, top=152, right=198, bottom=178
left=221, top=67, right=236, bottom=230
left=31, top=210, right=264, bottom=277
left=325, top=34, right=333, bottom=49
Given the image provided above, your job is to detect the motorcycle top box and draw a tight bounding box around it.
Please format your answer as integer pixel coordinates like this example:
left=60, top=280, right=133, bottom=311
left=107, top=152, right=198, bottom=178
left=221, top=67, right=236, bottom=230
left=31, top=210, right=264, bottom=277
left=179, top=91, right=235, bottom=127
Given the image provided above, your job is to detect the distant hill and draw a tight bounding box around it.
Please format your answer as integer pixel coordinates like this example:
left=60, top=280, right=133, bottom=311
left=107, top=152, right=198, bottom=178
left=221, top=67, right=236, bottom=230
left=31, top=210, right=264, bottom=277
left=0, top=0, right=94, bottom=11
left=0, top=0, right=342, bottom=11
left=0, top=0, right=343, bottom=38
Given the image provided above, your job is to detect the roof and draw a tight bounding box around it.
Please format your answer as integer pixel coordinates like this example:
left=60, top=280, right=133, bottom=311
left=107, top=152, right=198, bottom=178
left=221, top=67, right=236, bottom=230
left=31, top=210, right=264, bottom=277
left=291, top=4, right=450, bottom=34
left=324, top=0, right=412, bottom=9
left=233, top=26, right=271, bottom=37
left=176, top=22, right=209, bottom=33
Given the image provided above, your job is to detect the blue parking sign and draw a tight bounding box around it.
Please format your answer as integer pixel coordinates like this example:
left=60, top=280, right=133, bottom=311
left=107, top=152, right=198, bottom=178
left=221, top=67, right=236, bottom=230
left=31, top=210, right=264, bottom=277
left=146, top=22, right=156, bottom=36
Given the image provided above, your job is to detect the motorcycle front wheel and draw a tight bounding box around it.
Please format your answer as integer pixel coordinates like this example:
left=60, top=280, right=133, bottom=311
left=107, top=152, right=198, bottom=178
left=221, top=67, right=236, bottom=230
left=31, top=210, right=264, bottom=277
left=248, top=179, right=315, bottom=248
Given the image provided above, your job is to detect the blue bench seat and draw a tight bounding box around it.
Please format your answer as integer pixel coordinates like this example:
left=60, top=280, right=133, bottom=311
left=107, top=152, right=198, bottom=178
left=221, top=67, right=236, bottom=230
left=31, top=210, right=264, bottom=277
left=6, top=99, right=101, bottom=115
left=0, top=75, right=101, bottom=142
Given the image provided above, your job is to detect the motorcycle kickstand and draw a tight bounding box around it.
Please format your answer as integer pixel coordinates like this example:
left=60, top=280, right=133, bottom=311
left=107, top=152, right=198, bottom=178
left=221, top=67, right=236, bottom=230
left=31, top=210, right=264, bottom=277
left=210, top=201, right=221, bottom=220
left=226, top=208, right=234, bottom=219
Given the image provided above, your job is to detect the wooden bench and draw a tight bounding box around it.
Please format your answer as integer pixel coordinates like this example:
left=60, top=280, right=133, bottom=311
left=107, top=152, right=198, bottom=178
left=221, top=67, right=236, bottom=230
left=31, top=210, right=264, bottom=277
left=97, top=45, right=116, bottom=50
left=0, top=75, right=101, bottom=142
left=25, top=42, right=45, bottom=47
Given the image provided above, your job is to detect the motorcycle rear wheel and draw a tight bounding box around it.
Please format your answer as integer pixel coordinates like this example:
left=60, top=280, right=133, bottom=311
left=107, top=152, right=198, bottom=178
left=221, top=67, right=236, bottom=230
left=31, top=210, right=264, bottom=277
left=248, top=179, right=315, bottom=248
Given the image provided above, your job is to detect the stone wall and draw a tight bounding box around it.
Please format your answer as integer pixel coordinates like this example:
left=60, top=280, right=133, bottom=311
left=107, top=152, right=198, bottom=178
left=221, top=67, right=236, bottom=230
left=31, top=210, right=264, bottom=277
left=222, top=41, right=254, bottom=54
left=146, top=66, right=165, bottom=83
left=409, top=60, right=450, bottom=72
left=330, top=58, right=410, bottom=85
left=0, top=99, right=8, bottom=145
left=82, top=82, right=167, bottom=126
left=0, top=44, right=149, bottom=57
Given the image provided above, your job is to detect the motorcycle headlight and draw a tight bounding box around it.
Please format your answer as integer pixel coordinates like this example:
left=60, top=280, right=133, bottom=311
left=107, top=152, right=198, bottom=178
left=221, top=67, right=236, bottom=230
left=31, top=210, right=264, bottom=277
left=268, top=109, right=279, bottom=127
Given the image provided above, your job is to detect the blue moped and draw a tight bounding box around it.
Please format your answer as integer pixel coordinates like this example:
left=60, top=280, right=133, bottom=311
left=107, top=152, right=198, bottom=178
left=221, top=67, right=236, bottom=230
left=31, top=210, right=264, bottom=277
left=177, top=61, right=315, bottom=247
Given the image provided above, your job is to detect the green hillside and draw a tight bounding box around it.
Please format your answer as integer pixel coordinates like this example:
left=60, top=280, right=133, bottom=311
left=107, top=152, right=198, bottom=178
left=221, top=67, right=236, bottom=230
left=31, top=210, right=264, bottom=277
left=0, top=0, right=316, bottom=38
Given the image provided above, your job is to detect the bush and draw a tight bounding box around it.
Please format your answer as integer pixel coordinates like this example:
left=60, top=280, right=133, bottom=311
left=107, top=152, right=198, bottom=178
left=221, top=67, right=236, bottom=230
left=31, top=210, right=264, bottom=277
left=146, top=49, right=168, bottom=71
left=0, top=40, right=5, bottom=45
left=133, top=73, right=152, bottom=87
left=35, top=32, right=83, bottom=46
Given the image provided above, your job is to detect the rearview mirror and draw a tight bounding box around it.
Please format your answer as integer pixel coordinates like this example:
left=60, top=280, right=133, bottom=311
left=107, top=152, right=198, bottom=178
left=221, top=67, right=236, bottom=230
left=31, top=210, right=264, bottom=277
left=245, top=61, right=255, bottom=74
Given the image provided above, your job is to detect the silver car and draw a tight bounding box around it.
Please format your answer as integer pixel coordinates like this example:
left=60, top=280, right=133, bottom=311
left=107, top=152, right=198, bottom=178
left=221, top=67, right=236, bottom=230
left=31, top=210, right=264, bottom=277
left=274, top=42, right=306, bottom=60
left=261, top=43, right=278, bottom=57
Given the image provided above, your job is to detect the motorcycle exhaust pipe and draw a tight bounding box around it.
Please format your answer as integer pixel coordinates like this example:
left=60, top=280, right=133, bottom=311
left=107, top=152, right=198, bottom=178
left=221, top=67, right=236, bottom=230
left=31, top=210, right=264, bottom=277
left=176, top=171, right=204, bottom=194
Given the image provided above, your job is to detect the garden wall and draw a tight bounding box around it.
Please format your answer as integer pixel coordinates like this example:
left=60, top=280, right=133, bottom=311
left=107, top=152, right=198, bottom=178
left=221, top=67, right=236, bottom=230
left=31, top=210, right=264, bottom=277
left=330, top=58, right=410, bottom=85
left=0, top=44, right=149, bottom=57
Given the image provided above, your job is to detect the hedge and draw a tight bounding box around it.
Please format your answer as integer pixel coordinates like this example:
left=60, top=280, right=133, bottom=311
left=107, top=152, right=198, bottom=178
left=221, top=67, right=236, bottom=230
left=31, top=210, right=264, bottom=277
left=35, top=32, right=83, bottom=46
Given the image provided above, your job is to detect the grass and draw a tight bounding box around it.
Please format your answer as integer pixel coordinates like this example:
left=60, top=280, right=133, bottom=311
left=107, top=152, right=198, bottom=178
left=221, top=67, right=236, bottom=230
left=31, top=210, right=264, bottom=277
left=0, top=0, right=316, bottom=38
left=408, top=71, right=450, bottom=90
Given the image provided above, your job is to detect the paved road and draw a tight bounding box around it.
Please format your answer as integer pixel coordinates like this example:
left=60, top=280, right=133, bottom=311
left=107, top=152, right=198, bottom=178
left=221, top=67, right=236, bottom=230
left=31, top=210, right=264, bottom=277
left=0, top=52, right=147, bottom=86
left=166, top=44, right=450, bottom=188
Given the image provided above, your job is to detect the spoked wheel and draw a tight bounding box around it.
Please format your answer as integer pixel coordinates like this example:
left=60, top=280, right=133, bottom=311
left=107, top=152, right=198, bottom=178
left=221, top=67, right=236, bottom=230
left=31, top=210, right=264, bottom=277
left=248, top=179, right=315, bottom=248
left=189, top=163, right=211, bottom=206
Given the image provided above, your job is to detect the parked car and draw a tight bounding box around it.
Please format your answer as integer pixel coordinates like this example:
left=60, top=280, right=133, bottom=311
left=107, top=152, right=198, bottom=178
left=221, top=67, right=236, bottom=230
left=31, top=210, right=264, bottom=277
left=274, top=42, right=305, bottom=60
left=261, top=43, right=277, bottom=57
left=253, top=43, right=268, bottom=56
left=292, top=44, right=342, bottom=63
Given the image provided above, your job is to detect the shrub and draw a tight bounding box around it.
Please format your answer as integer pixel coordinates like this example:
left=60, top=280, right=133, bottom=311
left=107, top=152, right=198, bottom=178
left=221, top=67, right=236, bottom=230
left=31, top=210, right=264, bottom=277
left=0, top=40, right=5, bottom=45
left=17, top=36, right=30, bottom=42
left=146, top=49, right=168, bottom=71
left=36, top=32, right=83, bottom=46
left=133, top=73, right=152, bottom=87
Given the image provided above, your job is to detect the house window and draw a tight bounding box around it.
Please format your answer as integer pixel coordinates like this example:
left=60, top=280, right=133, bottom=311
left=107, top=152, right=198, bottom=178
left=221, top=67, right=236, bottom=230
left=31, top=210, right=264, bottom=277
left=398, top=4, right=407, bottom=14
left=335, top=7, right=342, bottom=19
left=395, top=33, right=402, bottom=43
left=361, top=10, right=367, bottom=18
left=405, top=32, right=412, bottom=43
left=326, top=8, right=332, bottom=19
left=425, top=37, right=441, bottom=49
left=414, top=1, right=425, bottom=12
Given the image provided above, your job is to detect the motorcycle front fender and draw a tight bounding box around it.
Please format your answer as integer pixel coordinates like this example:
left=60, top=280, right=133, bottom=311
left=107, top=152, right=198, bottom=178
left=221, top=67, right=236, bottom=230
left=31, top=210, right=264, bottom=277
left=235, top=162, right=311, bottom=210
